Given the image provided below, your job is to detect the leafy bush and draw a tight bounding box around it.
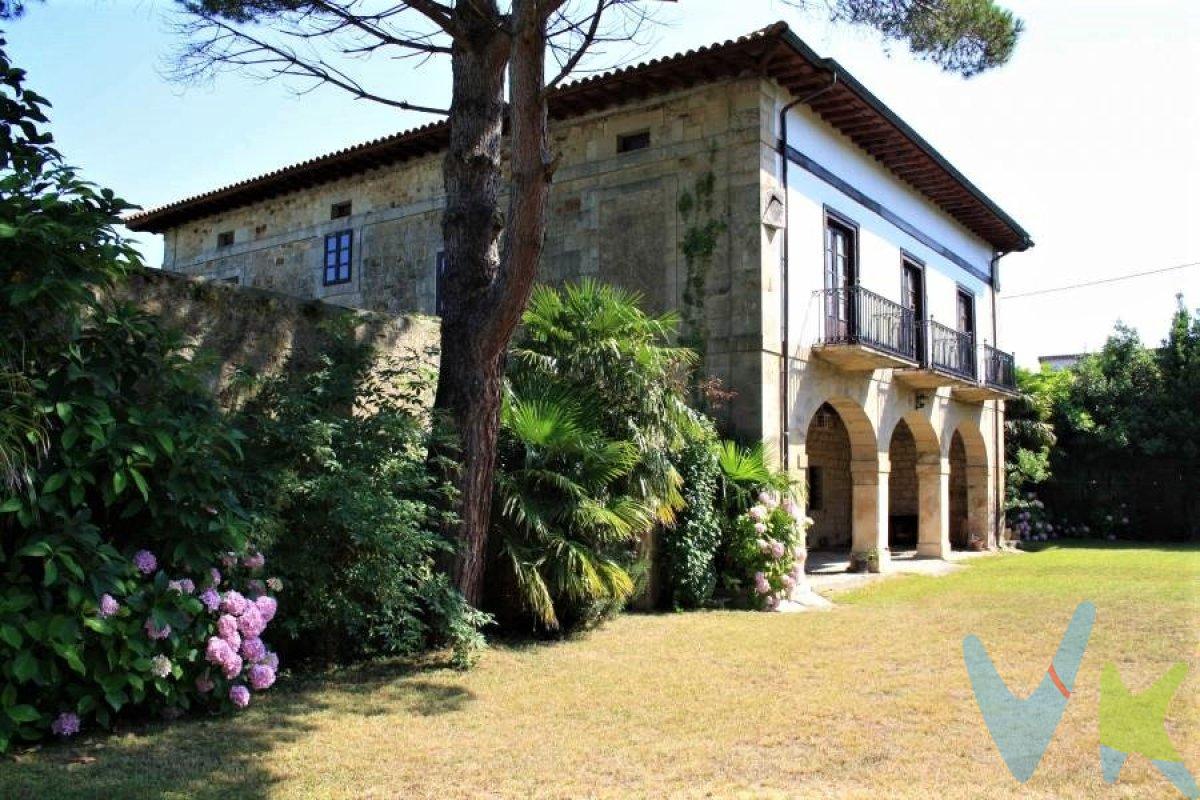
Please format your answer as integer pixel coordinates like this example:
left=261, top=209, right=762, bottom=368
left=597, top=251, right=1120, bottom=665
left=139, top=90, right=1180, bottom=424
left=724, top=493, right=807, bottom=610
left=0, top=44, right=275, bottom=751
left=236, top=324, right=488, bottom=667
left=663, top=436, right=722, bottom=609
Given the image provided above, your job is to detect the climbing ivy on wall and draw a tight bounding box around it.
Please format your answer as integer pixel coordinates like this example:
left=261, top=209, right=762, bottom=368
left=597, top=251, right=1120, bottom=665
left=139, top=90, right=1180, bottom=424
left=677, top=158, right=726, bottom=363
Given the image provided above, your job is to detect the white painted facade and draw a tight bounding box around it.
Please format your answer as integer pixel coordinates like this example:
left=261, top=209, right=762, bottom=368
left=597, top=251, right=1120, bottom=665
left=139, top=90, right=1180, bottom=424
left=766, top=90, right=1001, bottom=359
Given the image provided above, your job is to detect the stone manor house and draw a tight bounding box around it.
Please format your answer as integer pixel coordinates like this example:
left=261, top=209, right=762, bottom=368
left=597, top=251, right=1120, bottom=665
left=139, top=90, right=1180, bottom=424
left=127, top=23, right=1032, bottom=570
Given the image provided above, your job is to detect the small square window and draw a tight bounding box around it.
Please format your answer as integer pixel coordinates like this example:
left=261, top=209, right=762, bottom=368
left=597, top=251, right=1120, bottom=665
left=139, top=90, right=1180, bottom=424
left=217, top=230, right=234, bottom=248
left=331, top=201, right=352, bottom=220
left=323, top=229, right=353, bottom=286
left=617, top=130, right=650, bottom=154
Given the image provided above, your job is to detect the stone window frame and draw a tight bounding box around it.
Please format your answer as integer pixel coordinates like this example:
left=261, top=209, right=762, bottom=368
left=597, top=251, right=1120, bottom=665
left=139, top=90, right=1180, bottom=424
left=216, top=230, right=234, bottom=248
left=616, top=129, right=650, bottom=154
left=322, top=229, right=354, bottom=287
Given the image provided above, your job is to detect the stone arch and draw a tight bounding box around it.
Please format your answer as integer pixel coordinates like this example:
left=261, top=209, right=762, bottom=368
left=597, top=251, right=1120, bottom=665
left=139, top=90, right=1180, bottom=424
left=796, top=396, right=884, bottom=567
left=797, top=396, right=877, bottom=463
left=948, top=422, right=992, bottom=550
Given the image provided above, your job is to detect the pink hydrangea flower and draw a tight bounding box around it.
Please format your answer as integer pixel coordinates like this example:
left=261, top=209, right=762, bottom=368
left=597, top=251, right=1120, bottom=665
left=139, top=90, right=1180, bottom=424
left=221, top=653, right=244, bottom=680
left=167, top=578, right=195, bottom=595
left=220, top=591, right=248, bottom=616
left=132, top=549, right=157, bottom=575
left=195, top=674, right=214, bottom=693
left=765, top=595, right=780, bottom=611
left=205, top=636, right=234, bottom=666
left=748, top=505, right=768, bottom=522
left=199, top=587, right=221, bottom=612
left=781, top=498, right=798, bottom=518
left=144, top=618, right=171, bottom=640
left=238, top=604, right=266, bottom=638
left=229, top=684, right=250, bottom=708
left=770, top=540, right=786, bottom=559
left=263, top=651, right=279, bottom=671
left=241, top=636, right=266, bottom=663
left=51, top=712, right=80, bottom=737
left=781, top=574, right=796, bottom=590
left=242, top=551, right=265, bottom=570
left=151, top=654, right=172, bottom=678
left=254, top=595, right=277, bottom=623
left=248, top=663, right=276, bottom=691
left=266, top=577, right=283, bottom=592
left=97, top=593, right=119, bottom=618
left=217, top=613, right=239, bottom=641
left=220, top=553, right=237, bottom=569
left=753, top=522, right=767, bottom=535
left=753, top=572, right=770, bottom=595
left=758, top=491, right=778, bottom=509
left=209, top=567, right=222, bottom=586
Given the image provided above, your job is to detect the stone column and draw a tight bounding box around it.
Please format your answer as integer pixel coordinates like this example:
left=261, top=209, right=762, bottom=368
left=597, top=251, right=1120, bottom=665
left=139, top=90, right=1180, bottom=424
left=789, top=447, right=811, bottom=593
left=915, top=456, right=951, bottom=558
left=966, top=464, right=994, bottom=549
left=850, top=453, right=890, bottom=571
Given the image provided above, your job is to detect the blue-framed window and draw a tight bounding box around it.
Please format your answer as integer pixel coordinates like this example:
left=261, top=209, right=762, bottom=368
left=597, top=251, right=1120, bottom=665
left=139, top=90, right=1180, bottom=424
left=323, top=230, right=353, bottom=286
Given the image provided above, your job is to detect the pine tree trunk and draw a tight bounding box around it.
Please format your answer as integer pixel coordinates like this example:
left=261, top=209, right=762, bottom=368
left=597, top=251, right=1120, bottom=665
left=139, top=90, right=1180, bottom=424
left=434, top=0, right=551, bottom=606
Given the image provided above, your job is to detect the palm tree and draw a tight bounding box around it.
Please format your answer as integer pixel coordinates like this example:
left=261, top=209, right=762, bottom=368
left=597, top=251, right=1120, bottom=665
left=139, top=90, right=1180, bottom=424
left=492, top=386, right=654, bottom=631
left=510, top=280, right=701, bottom=524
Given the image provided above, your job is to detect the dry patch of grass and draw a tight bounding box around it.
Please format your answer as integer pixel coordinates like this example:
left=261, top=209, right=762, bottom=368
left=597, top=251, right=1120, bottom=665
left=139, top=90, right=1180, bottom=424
left=2, top=541, right=1197, bottom=799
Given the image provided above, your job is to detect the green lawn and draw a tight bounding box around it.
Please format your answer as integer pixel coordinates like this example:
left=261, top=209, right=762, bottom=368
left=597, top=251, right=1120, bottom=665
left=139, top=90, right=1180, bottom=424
left=3, top=541, right=1197, bottom=799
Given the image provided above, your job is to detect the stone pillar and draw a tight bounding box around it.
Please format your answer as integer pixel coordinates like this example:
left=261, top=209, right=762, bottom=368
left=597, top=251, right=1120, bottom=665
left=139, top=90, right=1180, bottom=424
left=789, top=447, right=811, bottom=593
left=966, top=464, right=994, bottom=548
left=850, top=453, right=890, bottom=571
left=915, top=456, right=951, bottom=558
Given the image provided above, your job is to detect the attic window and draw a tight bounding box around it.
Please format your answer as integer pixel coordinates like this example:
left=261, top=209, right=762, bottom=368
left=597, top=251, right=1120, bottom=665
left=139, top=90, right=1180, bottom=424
left=617, top=130, right=650, bottom=154
left=331, top=201, right=352, bottom=220
left=217, top=230, right=234, bottom=248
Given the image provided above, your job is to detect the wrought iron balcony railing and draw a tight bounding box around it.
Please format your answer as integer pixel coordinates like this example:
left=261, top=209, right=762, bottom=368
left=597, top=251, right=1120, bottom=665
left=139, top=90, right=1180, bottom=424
left=983, top=343, right=1016, bottom=390
left=816, top=286, right=917, bottom=362
left=927, top=319, right=976, bottom=380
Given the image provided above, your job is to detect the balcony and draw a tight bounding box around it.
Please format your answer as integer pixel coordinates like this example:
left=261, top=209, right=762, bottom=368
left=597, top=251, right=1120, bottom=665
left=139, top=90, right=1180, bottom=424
left=894, top=320, right=978, bottom=390
left=812, top=286, right=919, bottom=371
left=955, top=343, right=1019, bottom=402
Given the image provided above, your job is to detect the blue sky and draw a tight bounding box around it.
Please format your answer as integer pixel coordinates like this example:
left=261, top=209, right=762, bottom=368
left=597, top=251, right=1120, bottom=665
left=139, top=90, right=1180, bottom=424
left=7, top=0, right=1199, bottom=366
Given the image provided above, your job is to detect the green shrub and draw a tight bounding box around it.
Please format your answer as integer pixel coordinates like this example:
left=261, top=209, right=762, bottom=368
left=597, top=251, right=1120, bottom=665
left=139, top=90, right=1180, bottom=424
left=663, top=437, right=722, bottom=609
left=0, top=43, right=275, bottom=751
left=236, top=325, right=488, bottom=667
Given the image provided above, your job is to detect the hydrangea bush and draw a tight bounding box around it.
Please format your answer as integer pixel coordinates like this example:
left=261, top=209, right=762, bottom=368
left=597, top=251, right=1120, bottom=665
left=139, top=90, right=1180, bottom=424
left=0, top=47, right=278, bottom=751
left=726, top=492, right=810, bottom=610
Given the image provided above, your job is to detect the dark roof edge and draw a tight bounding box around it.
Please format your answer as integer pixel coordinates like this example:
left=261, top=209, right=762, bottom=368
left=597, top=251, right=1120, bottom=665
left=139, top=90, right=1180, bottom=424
left=777, top=29, right=1032, bottom=251
left=126, top=22, right=1031, bottom=252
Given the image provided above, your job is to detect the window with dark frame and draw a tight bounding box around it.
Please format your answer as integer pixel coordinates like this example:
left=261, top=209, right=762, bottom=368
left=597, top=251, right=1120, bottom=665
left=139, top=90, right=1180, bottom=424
left=323, top=230, right=353, bottom=287
left=330, top=201, right=352, bottom=220
left=823, top=214, right=857, bottom=340
left=956, top=288, right=975, bottom=338
left=807, top=466, right=824, bottom=512
left=217, top=230, right=234, bottom=248
left=435, top=250, right=447, bottom=316
left=616, top=130, right=650, bottom=154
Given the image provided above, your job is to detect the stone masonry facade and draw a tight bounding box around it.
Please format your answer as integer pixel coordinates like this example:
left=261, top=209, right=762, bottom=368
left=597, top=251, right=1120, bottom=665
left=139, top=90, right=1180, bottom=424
left=136, top=25, right=1031, bottom=569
